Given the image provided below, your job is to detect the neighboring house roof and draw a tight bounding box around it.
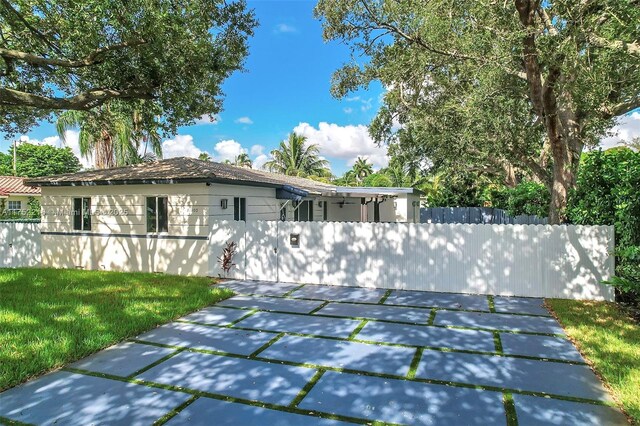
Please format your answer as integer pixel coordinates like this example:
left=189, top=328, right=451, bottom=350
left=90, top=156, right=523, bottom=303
left=0, top=176, right=41, bottom=196
left=25, top=157, right=422, bottom=197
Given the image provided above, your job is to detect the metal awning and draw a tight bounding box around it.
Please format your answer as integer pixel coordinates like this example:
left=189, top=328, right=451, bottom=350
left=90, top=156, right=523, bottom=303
left=276, top=185, right=309, bottom=201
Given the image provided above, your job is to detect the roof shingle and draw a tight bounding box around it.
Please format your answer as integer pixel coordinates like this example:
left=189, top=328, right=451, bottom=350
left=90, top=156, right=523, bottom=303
left=0, top=176, right=41, bottom=195
left=25, top=157, right=421, bottom=197
left=25, top=157, right=335, bottom=194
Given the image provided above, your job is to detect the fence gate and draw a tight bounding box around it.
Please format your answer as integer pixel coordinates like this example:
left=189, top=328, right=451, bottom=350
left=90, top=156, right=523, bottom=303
left=244, top=220, right=279, bottom=281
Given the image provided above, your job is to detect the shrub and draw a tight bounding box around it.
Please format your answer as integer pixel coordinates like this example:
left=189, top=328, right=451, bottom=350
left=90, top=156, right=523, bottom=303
left=487, top=181, right=549, bottom=218
left=568, top=147, right=640, bottom=296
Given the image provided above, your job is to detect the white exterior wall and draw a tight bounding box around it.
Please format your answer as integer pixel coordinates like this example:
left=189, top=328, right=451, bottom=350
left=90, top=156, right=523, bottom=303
left=326, top=197, right=361, bottom=222
left=39, top=183, right=212, bottom=275
left=210, top=184, right=280, bottom=221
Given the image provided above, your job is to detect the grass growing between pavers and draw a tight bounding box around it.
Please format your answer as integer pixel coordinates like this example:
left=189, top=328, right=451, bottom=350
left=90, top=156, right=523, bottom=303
left=547, top=299, right=640, bottom=423
left=0, top=268, right=232, bottom=392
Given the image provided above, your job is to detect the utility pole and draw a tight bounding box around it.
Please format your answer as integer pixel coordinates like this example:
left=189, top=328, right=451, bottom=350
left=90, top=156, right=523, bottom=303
left=13, top=135, right=28, bottom=176
left=13, top=138, right=17, bottom=176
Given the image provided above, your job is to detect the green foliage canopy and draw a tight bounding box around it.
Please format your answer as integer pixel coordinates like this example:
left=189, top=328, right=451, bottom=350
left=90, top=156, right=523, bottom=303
left=0, top=0, right=257, bottom=136
left=315, top=0, right=640, bottom=223
left=567, top=148, right=640, bottom=294
left=265, top=133, right=332, bottom=178
left=0, top=142, right=81, bottom=177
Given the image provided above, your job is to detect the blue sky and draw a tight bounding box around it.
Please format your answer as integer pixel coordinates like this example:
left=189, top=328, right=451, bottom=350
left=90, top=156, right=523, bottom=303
left=0, top=0, right=388, bottom=176
left=1, top=0, right=638, bottom=174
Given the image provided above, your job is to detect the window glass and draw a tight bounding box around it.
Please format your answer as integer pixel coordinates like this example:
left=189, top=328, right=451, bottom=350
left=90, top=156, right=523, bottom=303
left=73, top=198, right=82, bottom=230
left=157, top=197, right=168, bottom=232
left=7, top=201, right=21, bottom=211
left=73, top=198, right=91, bottom=230
left=234, top=197, right=246, bottom=221
left=82, top=198, right=92, bottom=230
left=147, top=197, right=157, bottom=233
left=323, top=201, right=328, bottom=221
left=295, top=200, right=313, bottom=222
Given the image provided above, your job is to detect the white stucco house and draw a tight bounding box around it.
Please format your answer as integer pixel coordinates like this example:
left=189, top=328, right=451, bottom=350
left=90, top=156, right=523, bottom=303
left=26, top=157, right=421, bottom=275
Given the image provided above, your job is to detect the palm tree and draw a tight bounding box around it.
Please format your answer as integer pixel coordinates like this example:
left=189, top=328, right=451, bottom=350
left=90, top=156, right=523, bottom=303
left=351, top=157, right=374, bottom=183
left=198, top=152, right=212, bottom=161
left=336, top=170, right=358, bottom=186
left=234, top=153, right=252, bottom=168
left=56, top=106, right=162, bottom=169
left=264, top=133, right=331, bottom=178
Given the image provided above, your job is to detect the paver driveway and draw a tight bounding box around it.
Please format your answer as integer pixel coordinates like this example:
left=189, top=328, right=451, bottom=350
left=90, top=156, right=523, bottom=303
left=0, top=281, right=628, bottom=425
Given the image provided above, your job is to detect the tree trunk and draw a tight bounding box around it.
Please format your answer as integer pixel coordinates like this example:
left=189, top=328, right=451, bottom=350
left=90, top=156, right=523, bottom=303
left=548, top=136, right=580, bottom=224
left=514, top=0, right=584, bottom=224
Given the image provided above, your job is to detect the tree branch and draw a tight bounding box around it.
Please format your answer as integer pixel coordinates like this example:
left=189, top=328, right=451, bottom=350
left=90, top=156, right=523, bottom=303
left=586, top=33, right=640, bottom=57
left=357, top=0, right=479, bottom=62
left=0, top=0, right=62, bottom=54
left=0, top=86, right=154, bottom=110
left=0, top=40, right=147, bottom=69
left=601, top=97, right=640, bottom=118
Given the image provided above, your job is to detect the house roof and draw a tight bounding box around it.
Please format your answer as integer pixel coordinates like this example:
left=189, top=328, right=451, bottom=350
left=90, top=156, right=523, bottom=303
left=25, top=157, right=422, bottom=197
left=0, top=176, right=41, bottom=196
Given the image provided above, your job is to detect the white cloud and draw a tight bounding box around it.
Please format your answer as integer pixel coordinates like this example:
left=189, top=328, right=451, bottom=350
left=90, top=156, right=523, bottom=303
left=293, top=122, right=389, bottom=169
left=600, top=112, right=640, bottom=149
left=253, top=154, right=270, bottom=170
left=194, top=114, right=220, bottom=125
left=274, top=23, right=297, bottom=33
left=162, top=135, right=203, bottom=159
left=344, top=96, right=373, bottom=112
left=234, top=116, right=254, bottom=125
left=360, top=98, right=373, bottom=112
left=250, top=144, right=265, bottom=156
left=213, top=139, right=246, bottom=162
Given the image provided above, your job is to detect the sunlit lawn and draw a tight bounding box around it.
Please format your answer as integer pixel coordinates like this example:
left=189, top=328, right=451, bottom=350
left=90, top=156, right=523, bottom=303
left=0, top=268, right=231, bottom=391
left=547, top=299, right=640, bottom=423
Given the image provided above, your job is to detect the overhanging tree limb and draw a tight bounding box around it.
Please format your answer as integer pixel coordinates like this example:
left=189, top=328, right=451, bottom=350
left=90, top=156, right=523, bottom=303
left=0, top=86, right=154, bottom=110
left=0, top=40, right=147, bottom=69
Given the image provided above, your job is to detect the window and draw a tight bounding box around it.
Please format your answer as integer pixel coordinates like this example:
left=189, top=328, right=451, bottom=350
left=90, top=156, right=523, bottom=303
left=7, top=200, right=21, bottom=211
left=373, top=201, right=381, bottom=223
left=234, top=197, right=246, bottom=221
left=294, top=200, right=314, bottom=222
left=323, top=201, right=328, bottom=221
left=279, top=203, right=287, bottom=221
left=147, top=196, right=168, bottom=233
left=73, top=197, right=92, bottom=231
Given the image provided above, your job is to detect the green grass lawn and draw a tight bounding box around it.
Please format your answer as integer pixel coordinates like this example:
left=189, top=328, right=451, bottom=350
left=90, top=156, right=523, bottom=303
left=547, top=299, right=640, bottom=423
left=0, top=268, right=232, bottom=392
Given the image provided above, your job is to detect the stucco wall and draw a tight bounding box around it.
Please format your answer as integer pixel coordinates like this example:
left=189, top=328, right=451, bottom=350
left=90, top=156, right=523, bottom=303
left=40, top=183, right=212, bottom=275
left=1, top=195, right=36, bottom=212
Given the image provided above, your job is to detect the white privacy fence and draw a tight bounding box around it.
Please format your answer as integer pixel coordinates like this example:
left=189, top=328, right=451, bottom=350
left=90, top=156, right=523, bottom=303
left=0, top=222, right=41, bottom=268
left=210, top=221, right=615, bottom=301
left=1, top=220, right=614, bottom=300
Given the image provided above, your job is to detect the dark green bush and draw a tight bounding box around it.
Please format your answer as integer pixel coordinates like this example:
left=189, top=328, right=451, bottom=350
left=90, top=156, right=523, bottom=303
left=487, top=181, right=549, bottom=217
left=568, top=147, right=640, bottom=296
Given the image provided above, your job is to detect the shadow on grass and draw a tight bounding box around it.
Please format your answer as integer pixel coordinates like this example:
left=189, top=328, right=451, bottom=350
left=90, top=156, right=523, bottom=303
left=0, top=267, right=231, bottom=391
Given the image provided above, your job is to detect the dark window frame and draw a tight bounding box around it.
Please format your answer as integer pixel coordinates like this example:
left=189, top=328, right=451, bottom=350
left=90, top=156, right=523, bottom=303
left=73, top=197, right=92, bottom=231
left=294, top=200, right=314, bottom=222
left=234, top=197, right=246, bottom=221
left=147, top=196, right=169, bottom=233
